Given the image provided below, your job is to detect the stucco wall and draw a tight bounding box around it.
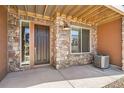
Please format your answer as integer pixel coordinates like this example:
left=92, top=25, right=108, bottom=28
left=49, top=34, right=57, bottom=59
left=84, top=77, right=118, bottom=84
left=97, top=19, right=122, bottom=66
left=0, top=6, right=7, bottom=80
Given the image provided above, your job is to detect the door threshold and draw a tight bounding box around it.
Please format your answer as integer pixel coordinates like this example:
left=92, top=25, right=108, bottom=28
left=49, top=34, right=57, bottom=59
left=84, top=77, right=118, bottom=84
left=32, top=64, right=50, bottom=69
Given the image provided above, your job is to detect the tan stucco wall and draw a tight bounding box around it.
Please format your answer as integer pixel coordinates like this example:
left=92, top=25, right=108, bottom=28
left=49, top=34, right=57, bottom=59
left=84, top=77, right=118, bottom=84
left=97, top=18, right=122, bottom=66
left=0, top=6, right=7, bottom=80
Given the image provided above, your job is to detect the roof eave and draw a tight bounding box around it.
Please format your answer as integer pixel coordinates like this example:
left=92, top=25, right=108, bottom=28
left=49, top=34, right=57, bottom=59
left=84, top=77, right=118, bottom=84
left=105, top=5, right=124, bottom=16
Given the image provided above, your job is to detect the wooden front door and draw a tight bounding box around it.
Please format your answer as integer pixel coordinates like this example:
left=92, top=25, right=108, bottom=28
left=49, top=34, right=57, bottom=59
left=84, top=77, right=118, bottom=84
left=34, top=25, right=50, bottom=65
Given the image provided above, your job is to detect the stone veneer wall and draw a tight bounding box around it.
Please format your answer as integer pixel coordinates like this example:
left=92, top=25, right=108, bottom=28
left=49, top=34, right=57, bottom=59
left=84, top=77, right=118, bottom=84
left=122, top=17, right=124, bottom=70
left=8, top=12, right=97, bottom=71
left=54, top=16, right=97, bottom=69
left=8, top=12, right=55, bottom=72
left=8, top=13, right=20, bottom=72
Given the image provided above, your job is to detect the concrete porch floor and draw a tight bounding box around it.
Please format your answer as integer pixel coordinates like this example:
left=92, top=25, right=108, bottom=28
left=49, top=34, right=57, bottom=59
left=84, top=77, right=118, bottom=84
left=0, top=64, right=124, bottom=88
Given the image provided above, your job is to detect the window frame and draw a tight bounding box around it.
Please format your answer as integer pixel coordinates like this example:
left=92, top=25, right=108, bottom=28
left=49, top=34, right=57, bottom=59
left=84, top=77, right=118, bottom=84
left=70, top=25, right=92, bottom=54
left=19, top=20, right=30, bottom=67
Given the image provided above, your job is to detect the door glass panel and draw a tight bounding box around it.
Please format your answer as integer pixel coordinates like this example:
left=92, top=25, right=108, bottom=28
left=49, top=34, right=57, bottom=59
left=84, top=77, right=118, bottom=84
left=21, top=21, right=30, bottom=64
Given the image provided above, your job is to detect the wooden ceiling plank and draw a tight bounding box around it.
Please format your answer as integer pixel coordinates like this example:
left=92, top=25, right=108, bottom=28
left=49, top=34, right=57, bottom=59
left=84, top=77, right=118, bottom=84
left=43, top=5, right=48, bottom=16
left=24, top=5, right=28, bottom=16
left=105, top=5, right=124, bottom=15
left=64, top=6, right=73, bottom=14
left=85, top=8, right=107, bottom=20
left=83, top=6, right=106, bottom=20
left=35, top=5, right=38, bottom=17
left=66, top=5, right=76, bottom=15
left=67, top=5, right=82, bottom=16
left=51, top=5, right=58, bottom=17
left=60, top=5, right=74, bottom=15
left=97, top=15, right=121, bottom=25
left=13, top=5, right=18, bottom=13
left=79, top=6, right=102, bottom=19
left=95, top=13, right=119, bottom=23
left=61, top=5, right=67, bottom=15
left=74, top=6, right=93, bottom=18
left=87, top=9, right=116, bottom=23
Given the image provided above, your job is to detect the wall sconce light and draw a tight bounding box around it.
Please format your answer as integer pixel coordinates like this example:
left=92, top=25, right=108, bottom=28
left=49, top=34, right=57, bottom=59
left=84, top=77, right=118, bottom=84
left=63, top=20, right=70, bottom=31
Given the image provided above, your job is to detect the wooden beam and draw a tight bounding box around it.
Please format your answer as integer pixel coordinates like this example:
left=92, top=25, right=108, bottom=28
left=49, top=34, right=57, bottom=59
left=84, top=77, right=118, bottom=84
left=87, top=9, right=116, bottom=23
left=51, top=5, right=58, bottom=17
left=105, top=5, right=124, bottom=15
left=9, top=8, right=52, bottom=21
left=74, top=6, right=93, bottom=18
left=24, top=5, right=28, bottom=16
left=7, top=5, right=10, bottom=12
left=67, top=5, right=82, bottom=16
left=66, top=5, right=76, bottom=15
left=13, top=5, right=18, bottom=13
left=60, top=5, right=74, bottom=15
left=64, top=6, right=74, bottom=14
left=95, top=13, right=119, bottom=23
left=79, top=6, right=102, bottom=19
left=84, top=7, right=108, bottom=21
left=43, top=5, right=48, bottom=16
left=97, top=15, right=121, bottom=25
left=9, top=7, right=95, bottom=26
left=80, top=6, right=103, bottom=20
left=35, top=5, right=38, bottom=17
left=15, top=5, right=19, bottom=15
left=61, top=5, right=67, bottom=15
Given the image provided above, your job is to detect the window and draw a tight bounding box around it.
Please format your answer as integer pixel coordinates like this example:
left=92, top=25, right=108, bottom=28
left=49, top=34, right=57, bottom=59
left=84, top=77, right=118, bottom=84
left=20, top=21, right=30, bottom=65
left=82, top=29, right=90, bottom=52
left=71, top=27, right=81, bottom=53
left=71, top=26, right=90, bottom=53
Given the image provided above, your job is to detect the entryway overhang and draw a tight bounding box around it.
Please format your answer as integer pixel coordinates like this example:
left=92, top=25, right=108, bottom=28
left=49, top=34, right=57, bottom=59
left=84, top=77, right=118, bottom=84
left=8, top=5, right=123, bottom=26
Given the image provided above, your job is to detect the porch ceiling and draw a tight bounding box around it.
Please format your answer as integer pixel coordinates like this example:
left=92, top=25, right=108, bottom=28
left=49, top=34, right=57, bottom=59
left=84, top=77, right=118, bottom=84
left=9, top=5, right=123, bottom=25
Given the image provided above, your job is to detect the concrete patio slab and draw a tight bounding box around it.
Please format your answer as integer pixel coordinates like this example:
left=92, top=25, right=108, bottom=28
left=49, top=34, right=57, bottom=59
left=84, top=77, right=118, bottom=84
left=0, top=64, right=124, bottom=88
left=0, top=66, right=66, bottom=88
left=27, top=81, right=73, bottom=88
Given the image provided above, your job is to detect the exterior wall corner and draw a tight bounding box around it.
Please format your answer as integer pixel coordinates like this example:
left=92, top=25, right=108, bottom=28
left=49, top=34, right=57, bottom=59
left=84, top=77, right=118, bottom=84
left=122, top=17, right=124, bottom=70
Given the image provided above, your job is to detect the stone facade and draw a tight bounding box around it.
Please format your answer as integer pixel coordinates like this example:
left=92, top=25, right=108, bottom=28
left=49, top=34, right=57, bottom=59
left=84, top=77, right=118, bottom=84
left=8, top=13, right=21, bottom=72
left=8, top=12, right=97, bottom=72
left=8, top=12, right=55, bottom=72
left=54, top=16, right=97, bottom=69
left=122, top=17, right=124, bottom=70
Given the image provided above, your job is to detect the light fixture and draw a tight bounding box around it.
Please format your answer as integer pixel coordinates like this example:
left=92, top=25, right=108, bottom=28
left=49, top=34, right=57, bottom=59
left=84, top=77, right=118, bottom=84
left=63, top=20, right=70, bottom=31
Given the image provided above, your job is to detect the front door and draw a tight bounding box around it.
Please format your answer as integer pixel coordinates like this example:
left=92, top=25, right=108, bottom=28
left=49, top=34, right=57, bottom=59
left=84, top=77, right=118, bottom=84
left=34, top=25, right=50, bottom=65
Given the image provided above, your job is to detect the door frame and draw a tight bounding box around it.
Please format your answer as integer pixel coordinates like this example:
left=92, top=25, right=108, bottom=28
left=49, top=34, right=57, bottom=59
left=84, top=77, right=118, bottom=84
left=34, top=24, right=50, bottom=65
left=30, top=21, right=51, bottom=67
